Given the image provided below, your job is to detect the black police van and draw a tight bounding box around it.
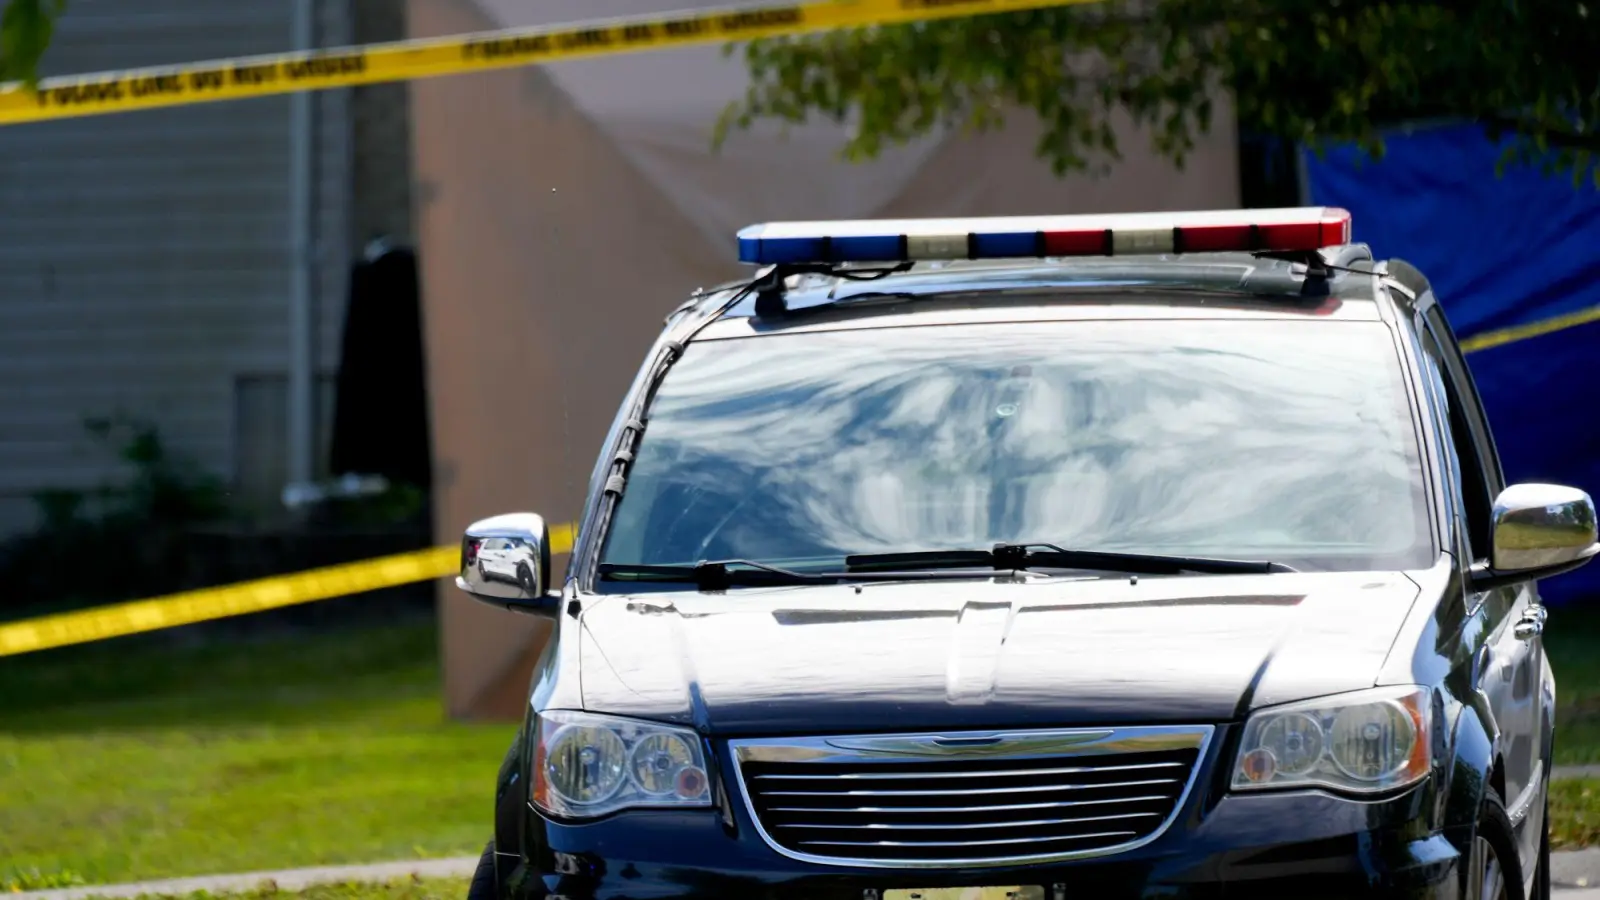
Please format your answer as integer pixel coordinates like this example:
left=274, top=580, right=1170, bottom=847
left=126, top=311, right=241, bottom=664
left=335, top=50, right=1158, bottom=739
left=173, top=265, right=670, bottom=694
left=456, top=209, right=1598, bottom=899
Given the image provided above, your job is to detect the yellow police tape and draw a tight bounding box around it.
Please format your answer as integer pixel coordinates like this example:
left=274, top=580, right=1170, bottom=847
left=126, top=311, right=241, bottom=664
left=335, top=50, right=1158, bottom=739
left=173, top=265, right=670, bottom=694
left=2, top=307, right=1598, bottom=659
left=0, top=0, right=1100, bottom=126
left=0, top=524, right=575, bottom=658
left=1458, top=303, right=1600, bottom=355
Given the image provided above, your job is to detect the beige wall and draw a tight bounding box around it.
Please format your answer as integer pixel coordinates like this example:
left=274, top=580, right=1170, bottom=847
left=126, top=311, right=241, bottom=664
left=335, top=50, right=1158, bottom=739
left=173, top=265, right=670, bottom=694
left=410, top=0, right=732, bottom=718
left=409, top=0, right=1242, bottom=719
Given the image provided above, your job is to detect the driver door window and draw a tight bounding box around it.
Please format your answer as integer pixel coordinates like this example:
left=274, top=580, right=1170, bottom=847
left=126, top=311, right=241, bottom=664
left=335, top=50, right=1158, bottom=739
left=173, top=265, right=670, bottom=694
left=1424, top=308, right=1505, bottom=505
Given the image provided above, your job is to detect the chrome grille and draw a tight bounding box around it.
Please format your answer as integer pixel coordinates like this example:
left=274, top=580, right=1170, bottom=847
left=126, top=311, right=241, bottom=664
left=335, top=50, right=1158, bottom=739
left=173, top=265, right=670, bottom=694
left=730, top=726, right=1212, bottom=868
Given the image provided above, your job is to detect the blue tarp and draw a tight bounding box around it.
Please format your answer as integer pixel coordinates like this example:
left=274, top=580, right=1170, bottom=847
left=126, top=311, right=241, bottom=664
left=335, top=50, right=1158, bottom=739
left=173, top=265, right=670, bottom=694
left=1304, top=124, right=1600, bottom=604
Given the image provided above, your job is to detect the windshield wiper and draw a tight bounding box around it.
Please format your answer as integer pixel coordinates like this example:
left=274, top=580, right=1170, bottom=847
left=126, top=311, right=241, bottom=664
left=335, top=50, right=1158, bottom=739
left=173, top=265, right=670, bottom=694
left=599, top=544, right=1290, bottom=591
left=599, top=557, right=1048, bottom=591
left=845, top=543, right=1292, bottom=576
left=599, top=560, right=823, bottom=590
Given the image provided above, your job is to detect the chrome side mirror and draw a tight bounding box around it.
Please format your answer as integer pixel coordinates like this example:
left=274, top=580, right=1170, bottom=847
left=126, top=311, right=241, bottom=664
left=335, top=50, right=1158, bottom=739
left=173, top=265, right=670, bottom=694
left=1469, top=483, right=1600, bottom=591
left=457, top=512, right=559, bottom=617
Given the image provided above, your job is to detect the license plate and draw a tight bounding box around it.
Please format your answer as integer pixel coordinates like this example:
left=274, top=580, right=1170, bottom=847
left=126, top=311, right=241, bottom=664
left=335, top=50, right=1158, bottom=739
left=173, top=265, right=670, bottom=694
left=886, top=888, right=1044, bottom=900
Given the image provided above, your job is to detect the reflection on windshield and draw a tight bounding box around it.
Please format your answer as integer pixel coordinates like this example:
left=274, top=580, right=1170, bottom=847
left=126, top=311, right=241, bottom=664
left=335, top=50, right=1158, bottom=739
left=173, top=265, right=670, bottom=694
left=599, top=319, right=1432, bottom=576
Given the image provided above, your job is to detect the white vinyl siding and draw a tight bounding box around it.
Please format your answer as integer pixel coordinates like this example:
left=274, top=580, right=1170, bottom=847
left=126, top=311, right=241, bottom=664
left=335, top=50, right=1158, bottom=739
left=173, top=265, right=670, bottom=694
left=0, top=0, right=354, bottom=533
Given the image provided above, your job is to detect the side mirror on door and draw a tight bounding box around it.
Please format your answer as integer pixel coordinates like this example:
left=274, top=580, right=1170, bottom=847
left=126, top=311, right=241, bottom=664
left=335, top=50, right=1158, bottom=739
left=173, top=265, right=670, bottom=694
left=457, top=512, right=561, bottom=618
left=1468, top=483, right=1600, bottom=591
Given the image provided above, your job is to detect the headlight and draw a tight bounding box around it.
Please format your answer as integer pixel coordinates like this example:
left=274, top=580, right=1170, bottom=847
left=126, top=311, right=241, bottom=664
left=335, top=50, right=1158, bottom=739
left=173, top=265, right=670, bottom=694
left=532, top=710, right=712, bottom=819
left=1232, top=685, right=1432, bottom=794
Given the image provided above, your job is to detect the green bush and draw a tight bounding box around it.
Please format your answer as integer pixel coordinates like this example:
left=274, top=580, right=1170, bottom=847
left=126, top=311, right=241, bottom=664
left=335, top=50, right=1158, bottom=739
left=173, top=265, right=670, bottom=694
left=0, top=414, right=436, bottom=621
left=0, top=415, right=231, bottom=615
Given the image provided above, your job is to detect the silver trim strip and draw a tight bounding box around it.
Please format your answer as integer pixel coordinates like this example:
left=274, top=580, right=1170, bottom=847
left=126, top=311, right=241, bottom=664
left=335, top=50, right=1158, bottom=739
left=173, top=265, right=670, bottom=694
left=1508, top=759, right=1545, bottom=825
left=739, top=727, right=1199, bottom=764
left=767, top=794, right=1172, bottom=815
left=798, top=830, right=1141, bottom=849
left=823, top=730, right=1115, bottom=756
left=729, top=724, right=1214, bottom=869
left=752, top=761, right=1186, bottom=781
left=781, top=811, right=1163, bottom=830
left=761, top=777, right=1180, bottom=797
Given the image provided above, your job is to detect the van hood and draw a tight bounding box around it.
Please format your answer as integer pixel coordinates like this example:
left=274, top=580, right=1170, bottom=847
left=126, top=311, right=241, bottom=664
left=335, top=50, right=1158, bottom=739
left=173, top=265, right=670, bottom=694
left=575, top=571, right=1420, bottom=735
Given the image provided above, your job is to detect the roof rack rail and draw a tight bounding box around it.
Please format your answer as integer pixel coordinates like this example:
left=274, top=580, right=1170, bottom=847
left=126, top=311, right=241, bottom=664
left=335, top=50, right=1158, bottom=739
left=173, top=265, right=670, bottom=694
left=1252, top=242, right=1370, bottom=281
left=1327, top=242, right=1374, bottom=269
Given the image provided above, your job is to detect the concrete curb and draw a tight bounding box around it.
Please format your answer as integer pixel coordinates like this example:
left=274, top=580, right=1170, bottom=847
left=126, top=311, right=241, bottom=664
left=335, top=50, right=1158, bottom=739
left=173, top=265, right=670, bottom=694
left=1556, top=765, right=1600, bottom=781
left=17, top=858, right=481, bottom=900
left=1558, top=847, right=1600, bottom=891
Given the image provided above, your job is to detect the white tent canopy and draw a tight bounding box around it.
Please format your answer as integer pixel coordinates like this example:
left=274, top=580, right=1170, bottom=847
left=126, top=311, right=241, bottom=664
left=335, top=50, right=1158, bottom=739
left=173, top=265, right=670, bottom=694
left=479, top=0, right=1240, bottom=256
left=488, top=0, right=944, bottom=252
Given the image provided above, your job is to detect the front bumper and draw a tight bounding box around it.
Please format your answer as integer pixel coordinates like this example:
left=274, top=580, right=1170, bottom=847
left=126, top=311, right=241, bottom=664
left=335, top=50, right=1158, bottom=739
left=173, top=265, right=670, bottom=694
left=504, top=760, right=1465, bottom=900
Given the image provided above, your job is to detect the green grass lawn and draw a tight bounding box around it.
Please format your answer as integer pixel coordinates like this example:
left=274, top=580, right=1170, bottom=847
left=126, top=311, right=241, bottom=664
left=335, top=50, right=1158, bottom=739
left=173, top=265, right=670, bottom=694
left=1550, top=605, right=1600, bottom=766
left=0, top=622, right=515, bottom=888
left=1546, top=605, right=1600, bottom=850
left=217, top=881, right=469, bottom=900
left=2, top=880, right=471, bottom=900
left=1552, top=779, right=1600, bottom=850
left=1, top=600, right=1598, bottom=890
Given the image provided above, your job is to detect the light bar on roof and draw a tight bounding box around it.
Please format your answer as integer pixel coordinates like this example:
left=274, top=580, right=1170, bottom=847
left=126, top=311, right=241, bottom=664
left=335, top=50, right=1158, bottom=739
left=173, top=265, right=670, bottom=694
left=736, top=207, right=1352, bottom=266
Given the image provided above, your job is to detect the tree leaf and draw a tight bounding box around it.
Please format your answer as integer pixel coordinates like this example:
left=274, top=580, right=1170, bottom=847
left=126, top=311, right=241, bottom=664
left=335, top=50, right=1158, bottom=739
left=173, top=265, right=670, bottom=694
left=0, top=0, right=65, bottom=86
left=726, top=0, right=1599, bottom=188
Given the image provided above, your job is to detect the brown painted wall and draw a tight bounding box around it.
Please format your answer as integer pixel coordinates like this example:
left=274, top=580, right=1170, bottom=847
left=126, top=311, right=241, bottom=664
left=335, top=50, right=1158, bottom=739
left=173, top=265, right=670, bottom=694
left=410, top=0, right=732, bottom=718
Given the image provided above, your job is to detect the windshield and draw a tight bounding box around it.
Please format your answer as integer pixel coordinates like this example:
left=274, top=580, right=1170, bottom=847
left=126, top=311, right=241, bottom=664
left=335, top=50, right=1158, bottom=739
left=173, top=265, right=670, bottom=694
left=598, top=318, right=1433, bottom=582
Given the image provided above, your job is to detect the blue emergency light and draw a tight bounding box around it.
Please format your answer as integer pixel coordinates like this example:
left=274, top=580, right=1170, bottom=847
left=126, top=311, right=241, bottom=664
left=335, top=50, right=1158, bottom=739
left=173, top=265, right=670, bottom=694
left=736, top=208, right=1352, bottom=267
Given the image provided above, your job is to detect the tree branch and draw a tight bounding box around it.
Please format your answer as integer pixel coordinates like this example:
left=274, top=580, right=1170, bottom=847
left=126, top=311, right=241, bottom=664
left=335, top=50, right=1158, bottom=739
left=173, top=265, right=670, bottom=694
left=1480, top=115, right=1600, bottom=153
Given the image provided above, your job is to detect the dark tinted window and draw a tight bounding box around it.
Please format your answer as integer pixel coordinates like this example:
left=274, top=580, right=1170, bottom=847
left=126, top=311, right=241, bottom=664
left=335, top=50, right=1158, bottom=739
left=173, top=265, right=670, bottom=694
left=1420, top=326, right=1495, bottom=558
left=600, top=319, right=1434, bottom=577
